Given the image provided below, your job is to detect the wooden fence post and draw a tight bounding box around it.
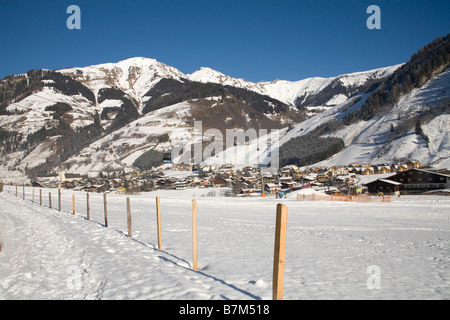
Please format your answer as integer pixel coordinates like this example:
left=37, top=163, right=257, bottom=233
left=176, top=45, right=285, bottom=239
left=86, top=193, right=90, bottom=220
left=192, top=199, right=198, bottom=271
left=15, top=185, right=17, bottom=197
left=72, top=194, right=75, bottom=215
left=58, top=188, right=62, bottom=212
left=23, top=185, right=25, bottom=200
left=8, top=182, right=11, bottom=194
left=103, top=193, right=108, bottom=227
left=49, top=192, right=52, bottom=208
left=156, top=196, right=162, bottom=250
left=39, top=189, right=42, bottom=206
left=273, top=203, right=288, bottom=300
left=126, top=197, right=132, bottom=238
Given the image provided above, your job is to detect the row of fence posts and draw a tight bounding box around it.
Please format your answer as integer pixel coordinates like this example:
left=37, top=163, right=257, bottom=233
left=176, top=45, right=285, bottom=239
left=6, top=182, right=288, bottom=300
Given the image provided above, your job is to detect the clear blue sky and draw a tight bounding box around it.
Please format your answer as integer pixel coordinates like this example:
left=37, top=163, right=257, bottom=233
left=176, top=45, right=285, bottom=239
left=1, top=0, right=449, bottom=82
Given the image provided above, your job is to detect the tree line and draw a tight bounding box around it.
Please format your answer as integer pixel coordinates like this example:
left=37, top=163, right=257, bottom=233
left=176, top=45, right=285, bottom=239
left=349, top=33, right=450, bottom=123
left=141, top=78, right=295, bottom=116
left=279, top=134, right=345, bottom=167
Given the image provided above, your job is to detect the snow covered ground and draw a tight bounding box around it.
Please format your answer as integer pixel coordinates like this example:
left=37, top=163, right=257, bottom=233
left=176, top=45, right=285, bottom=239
left=1, top=187, right=449, bottom=300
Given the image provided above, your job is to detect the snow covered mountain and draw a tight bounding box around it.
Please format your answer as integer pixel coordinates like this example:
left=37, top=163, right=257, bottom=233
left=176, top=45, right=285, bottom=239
left=224, top=66, right=450, bottom=170
left=0, top=34, right=448, bottom=181
left=60, top=57, right=186, bottom=113
left=60, top=57, right=400, bottom=111
left=0, top=57, right=304, bottom=179
left=188, top=64, right=401, bottom=110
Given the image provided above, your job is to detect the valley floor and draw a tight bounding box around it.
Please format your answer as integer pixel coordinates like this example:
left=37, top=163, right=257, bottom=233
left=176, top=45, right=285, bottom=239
left=0, top=187, right=449, bottom=300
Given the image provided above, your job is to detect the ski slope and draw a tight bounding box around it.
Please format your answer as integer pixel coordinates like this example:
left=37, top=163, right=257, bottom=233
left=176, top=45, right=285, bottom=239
left=205, top=67, right=450, bottom=169
left=1, top=187, right=450, bottom=300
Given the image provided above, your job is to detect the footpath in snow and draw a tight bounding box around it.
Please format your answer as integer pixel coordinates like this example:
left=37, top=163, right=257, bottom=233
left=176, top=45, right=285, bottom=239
left=1, top=187, right=450, bottom=300
left=0, top=191, right=260, bottom=300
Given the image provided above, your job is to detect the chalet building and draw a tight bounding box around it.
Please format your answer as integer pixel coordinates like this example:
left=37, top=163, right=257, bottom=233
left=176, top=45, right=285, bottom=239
left=156, top=178, right=176, bottom=189
left=361, top=167, right=375, bottom=175
left=336, top=175, right=354, bottom=186
left=391, top=164, right=409, bottom=172
left=280, top=168, right=291, bottom=177
left=242, top=176, right=259, bottom=185
left=406, top=160, right=421, bottom=169
left=333, top=167, right=350, bottom=176
left=31, top=181, right=44, bottom=187
left=60, top=168, right=82, bottom=183
left=389, top=168, right=450, bottom=193
left=279, top=176, right=293, bottom=183
left=211, top=176, right=229, bottom=188
left=374, top=166, right=392, bottom=175
left=262, top=174, right=276, bottom=184
left=281, top=180, right=297, bottom=189
left=317, top=170, right=331, bottom=182
left=175, top=181, right=190, bottom=190
left=349, top=167, right=362, bottom=175
left=365, top=179, right=402, bottom=195
left=81, top=184, right=108, bottom=193
left=198, top=179, right=211, bottom=187
left=264, top=183, right=282, bottom=194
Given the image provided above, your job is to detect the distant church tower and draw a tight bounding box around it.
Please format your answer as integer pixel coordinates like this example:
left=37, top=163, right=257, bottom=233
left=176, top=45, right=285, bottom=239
left=60, top=167, right=66, bottom=182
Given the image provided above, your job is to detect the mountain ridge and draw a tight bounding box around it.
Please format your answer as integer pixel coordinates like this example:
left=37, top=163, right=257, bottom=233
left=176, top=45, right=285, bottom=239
left=0, top=34, right=448, bottom=182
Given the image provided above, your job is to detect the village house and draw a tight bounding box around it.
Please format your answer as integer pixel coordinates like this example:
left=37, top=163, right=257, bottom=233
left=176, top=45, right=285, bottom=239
left=280, top=168, right=291, bottom=177
left=219, top=168, right=234, bottom=178
left=390, top=168, right=450, bottom=193
left=156, top=178, right=177, bottom=189
left=59, top=168, right=82, bottom=183
left=374, top=165, right=392, bottom=175
left=242, top=176, right=259, bottom=185
left=333, top=166, right=350, bottom=176
left=64, top=173, right=83, bottom=182
left=81, top=184, right=108, bottom=193
left=365, top=179, right=402, bottom=195
left=175, top=181, right=190, bottom=190
left=211, top=176, right=229, bottom=188
left=364, top=168, right=449, bottom=195
left=406, top=160, right=421, bottom=169
left=317, top=169, right=331, bottom=182
left=279, top=176, right=296, bottom=189
left=349, top=167, right=362, bottom=175
left=336, top=174, right=355, bottom=186
left=301, top=174, right=316, bottom=184
left=261, top=174, right=276, bottom=184
left=281, top=180, right=297, bottom=190
left=198, top=178, right=211, bottom=187
left=361, top=167, right=375, bottom=175
left=264, top=183, right=282, bottom=194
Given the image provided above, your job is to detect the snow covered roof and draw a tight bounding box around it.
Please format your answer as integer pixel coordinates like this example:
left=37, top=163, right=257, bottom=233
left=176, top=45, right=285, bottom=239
left=378, top=179, right=402, bottom=185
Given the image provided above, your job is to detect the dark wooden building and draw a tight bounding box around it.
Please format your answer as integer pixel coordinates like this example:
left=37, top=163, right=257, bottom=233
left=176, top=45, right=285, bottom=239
left=365, top=179, right=401, bottom=195
left=390, top=168, right=450, bottom=193
left=365, top=168, right=450, bottom=195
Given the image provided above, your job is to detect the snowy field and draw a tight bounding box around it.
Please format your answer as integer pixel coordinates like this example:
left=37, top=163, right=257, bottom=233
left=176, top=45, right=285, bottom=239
left=0, top=186, right=449, bottom=300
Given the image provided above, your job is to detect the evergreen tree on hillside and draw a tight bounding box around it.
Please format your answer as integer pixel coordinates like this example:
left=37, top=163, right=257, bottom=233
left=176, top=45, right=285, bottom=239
left=279, top=134, right=345, bottom=167
left=356, top=34, right=450, bottom=121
